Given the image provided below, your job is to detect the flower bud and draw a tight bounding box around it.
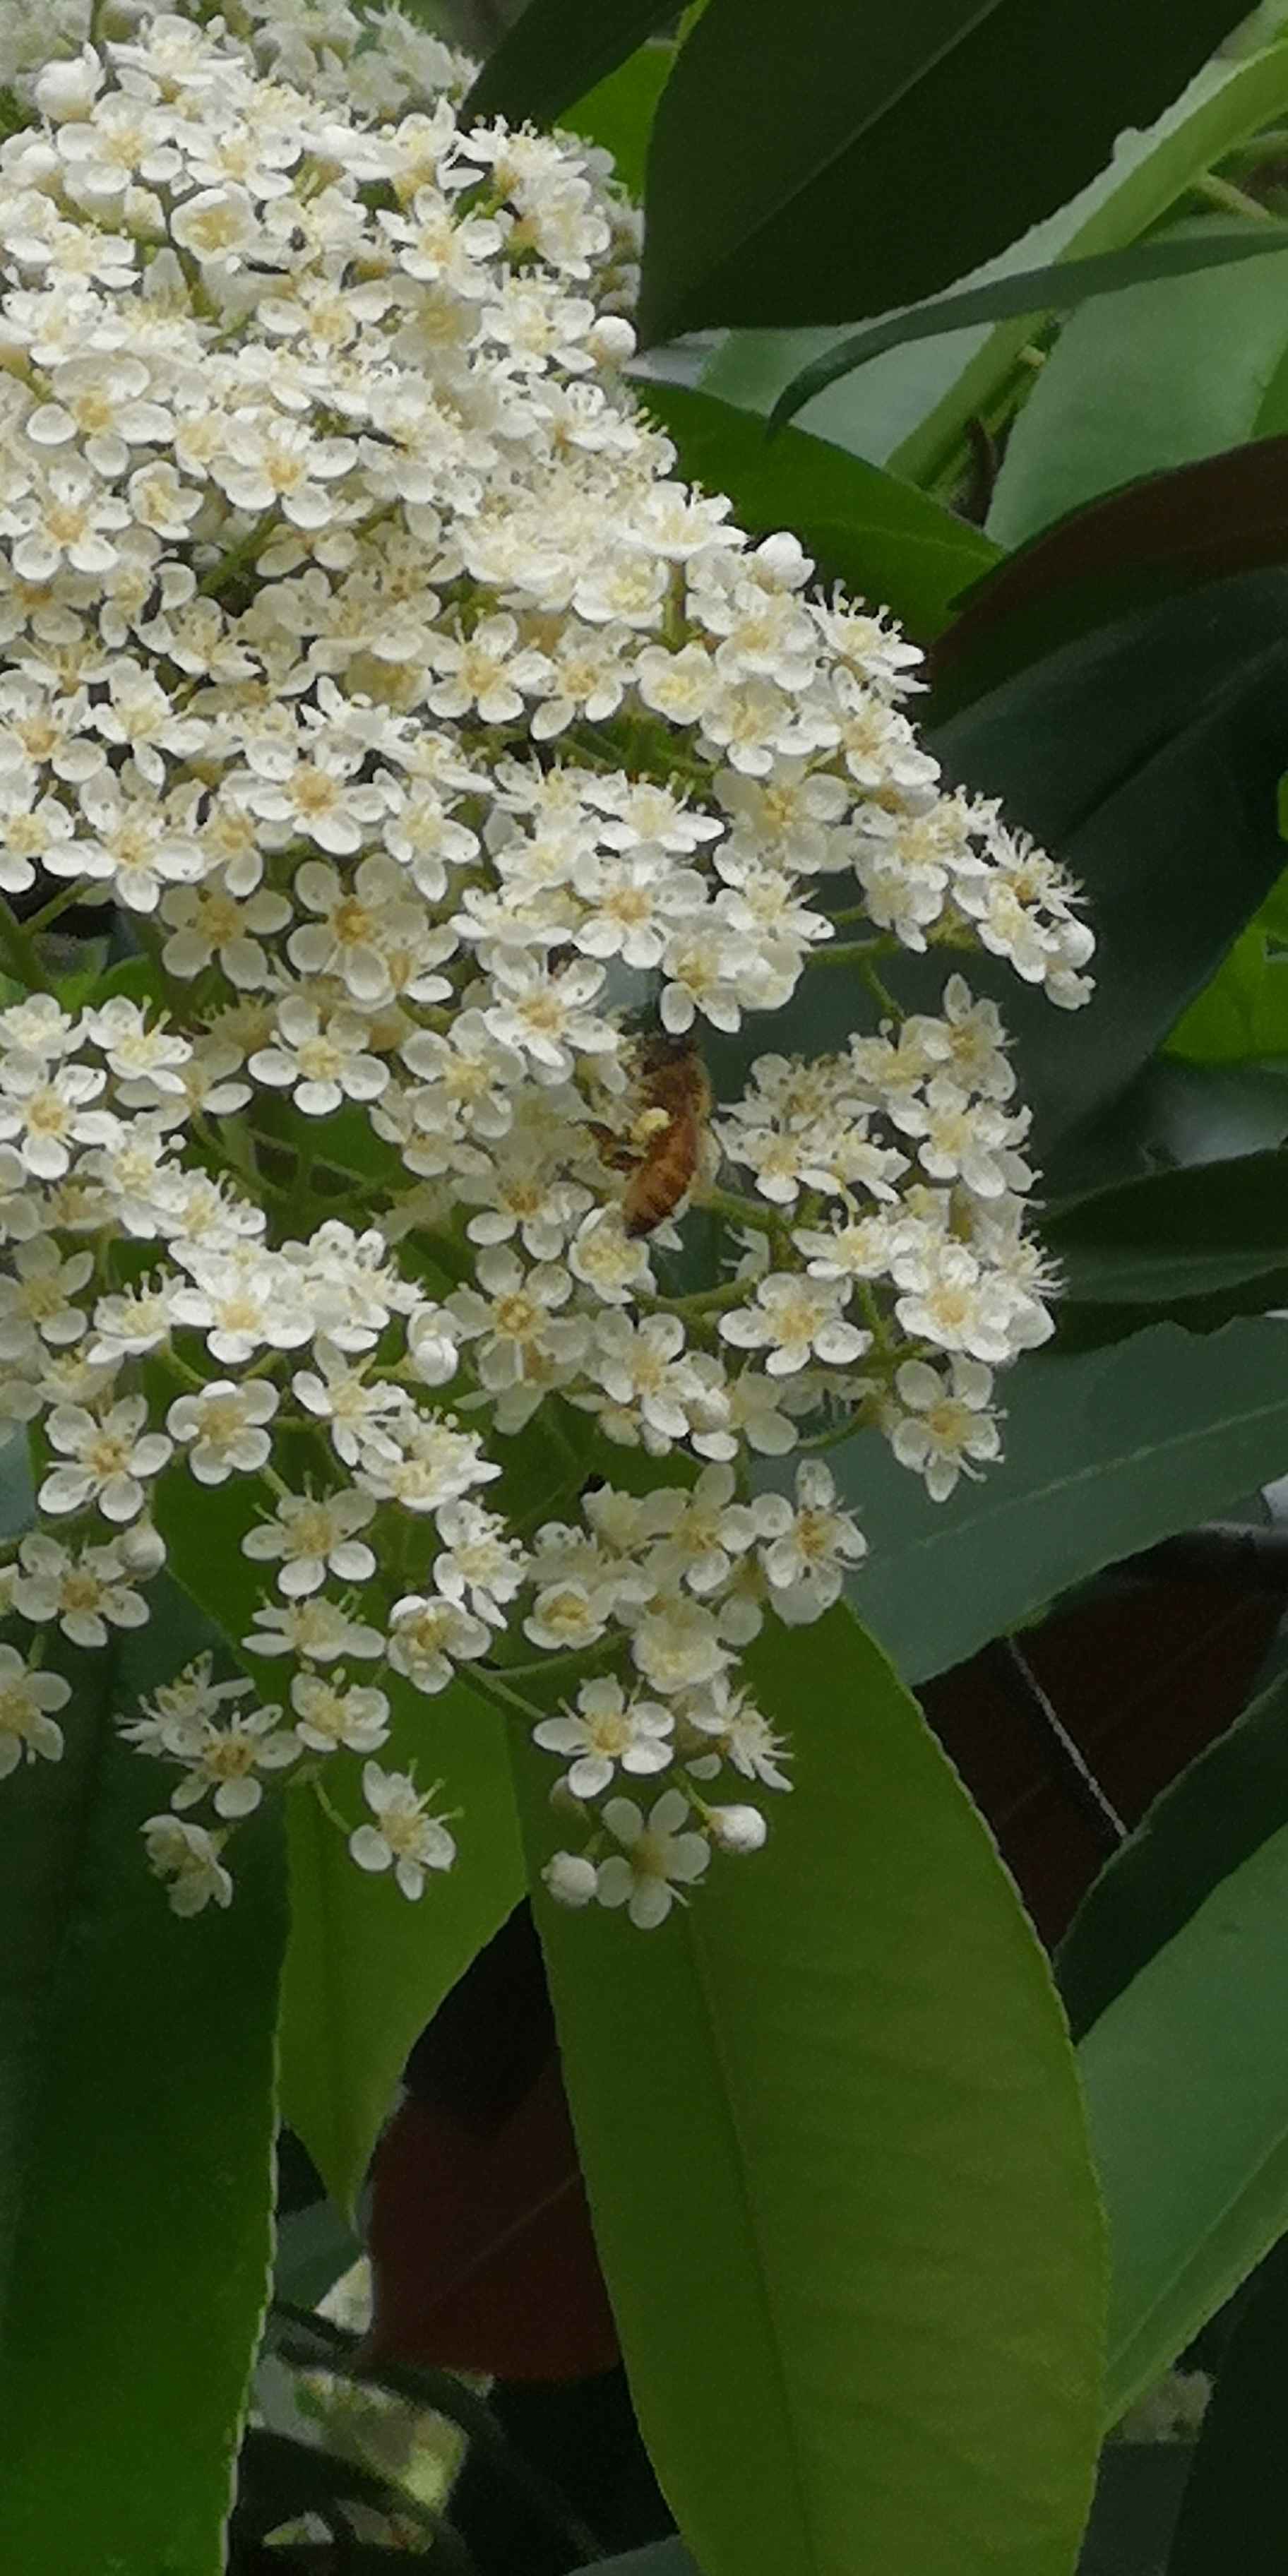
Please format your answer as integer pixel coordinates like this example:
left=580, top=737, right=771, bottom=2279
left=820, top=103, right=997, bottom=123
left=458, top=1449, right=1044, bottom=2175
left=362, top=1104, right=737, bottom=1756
left=587, top=316, right=636, bottom=366
left=707, top=1803, right=768, bottom=1855
left=543, top=1851, right=597, bottom=1909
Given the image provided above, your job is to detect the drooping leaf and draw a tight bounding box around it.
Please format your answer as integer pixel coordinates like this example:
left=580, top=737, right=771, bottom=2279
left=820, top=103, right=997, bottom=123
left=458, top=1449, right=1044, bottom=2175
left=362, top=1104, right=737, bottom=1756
left=697, top=37, right=1288, bottom=487
left=845, top=1318, right=1288, bottom=1685
left=636, top=384, right=1001, bottom=640
left=1059, top=1666, right=1288, bottom=2042
left=987, top=219, right=1288, bottom=547
left=1080, top=1820, right=1288, bottom=2423
left=769, top=227, right=1288, bottom=434
left=936, top=436, right=1288, bottom=715
left=463, top=0, right=676, bottom=130
left=0, top=1582, right=286, bottom=2576
left=521, top=1608, right=1107, bottom=2576
left=1164, top=2231, right=1288, bottom=2574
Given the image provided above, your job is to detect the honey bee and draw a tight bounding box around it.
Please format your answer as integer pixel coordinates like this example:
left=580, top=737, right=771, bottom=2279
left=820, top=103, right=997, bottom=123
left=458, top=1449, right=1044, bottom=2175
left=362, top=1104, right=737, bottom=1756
left=619, top=1027, right=713, bottom=1238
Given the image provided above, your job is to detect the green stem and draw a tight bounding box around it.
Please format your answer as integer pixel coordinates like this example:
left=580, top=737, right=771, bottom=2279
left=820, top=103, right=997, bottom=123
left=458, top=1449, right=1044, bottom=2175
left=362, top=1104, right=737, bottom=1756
left=811, top=938, right=900, bottom=970
left=27, top=876, right=97, bottom=936
left=197, top=507, right=280, bottom=600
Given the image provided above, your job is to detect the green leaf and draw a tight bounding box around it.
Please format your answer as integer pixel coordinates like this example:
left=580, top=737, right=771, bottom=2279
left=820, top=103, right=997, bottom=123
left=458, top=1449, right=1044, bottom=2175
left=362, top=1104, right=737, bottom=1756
left=1059, top=1667, right=1288, bottom=2043
left=463, top=0, right=675, bottom=130
left=1164, top=2231, right=1288, bottom=2574
left=279, top=1672, right=525, bottom=2216
left=1044, top=1150, right=1288, bottom=1308
left=770, top=225, right=1288, bottom=432
left=697, top=38, right=1288, bottom=487
left=1080, top=1820, right=1288, bottom=2423
left=0, top=1584, right=286, bottom=2575
left=561, top=43, right=674, bottom=199
left=636, top=384, right=1001, bottom=641
left=933, top=436, right=1288, bottom=716
left=988, top=219, right=1288, bottom=547
left=845, top=1319, right=1288, bottom=1684
left=153, top=1460, right=527, bottom=2216
left=522, top=1608, right=1107, bottom=2576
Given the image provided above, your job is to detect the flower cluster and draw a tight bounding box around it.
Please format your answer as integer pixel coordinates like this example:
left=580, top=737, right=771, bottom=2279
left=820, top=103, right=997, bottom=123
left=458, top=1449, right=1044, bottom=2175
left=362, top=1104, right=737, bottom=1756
left=0, top=0, right=1092, bottom=1924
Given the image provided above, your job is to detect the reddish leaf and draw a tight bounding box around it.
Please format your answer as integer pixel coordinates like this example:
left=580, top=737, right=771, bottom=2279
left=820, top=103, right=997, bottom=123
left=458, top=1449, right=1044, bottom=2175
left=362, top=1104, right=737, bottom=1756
left=365, top=2056, right=619, bottom=2381
left=932, top=436, right=1288, bottom=714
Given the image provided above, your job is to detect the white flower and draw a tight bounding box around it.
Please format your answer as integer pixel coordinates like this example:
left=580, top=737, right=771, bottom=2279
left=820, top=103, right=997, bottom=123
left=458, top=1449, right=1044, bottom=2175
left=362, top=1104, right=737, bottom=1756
left=349, top=1760, right=456, bottom=1900
left=244, top=1595, right=384, bottom=1664
left=290, top=1671, right=390, bottom=1754
left=40, top=1395, right=172, bottom=1524
left=0, top=1643, right=71, bottom=1776
left=249, top=998, right=388, bottom=1119
left=631, top=1596, right=730, bottom=1695
left=0, top=1056, right=112, bottom=1181
left=13, top=1532, right=149, bottom=1649
left=433, top=1499, right=527, bottom=1624
left=0, top=1234, right=94, bottom=1358
left=755, top=1460, right=866, bottom=1620
left=886, top=1357, right=1001, bottom=1502
left=292, top=1342, right=410, bottom=1467
left=243, top=1486, right=376, bottom=1597
left=595, top=1788, right=710, bottom=1928
left=169, top=1702, right=299, bottom=1819
left=533, top=1678, right=673, bottom=1799
left=387, top=1590, right=490, bottom=1694
left=720, top=1275, right=869, bottom=1377
left=167, top=1378, right=278, bottom=1484
left=142, top=1815, right=234, bottom=1916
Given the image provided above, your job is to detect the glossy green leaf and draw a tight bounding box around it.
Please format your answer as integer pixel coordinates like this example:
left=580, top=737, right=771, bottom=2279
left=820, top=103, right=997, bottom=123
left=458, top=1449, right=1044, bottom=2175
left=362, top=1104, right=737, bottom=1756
left=988, top=220, right=1288, bottom=547
left=0, top=1582, right=286, bottom=2575
left=770, top=226, right=1288, bottom=432
left=845, top=1319, right=1288, bottom=1684
left=636, top=385, right=1001, bottom=640
left=524, top=1608, right=1107, bottom=2576
left=562, top=43, right=674, bottom=198
left=463, top=0, right=674, bottom=129
left=1059, top=1667, right=1288, bottom=2043
left=154, top=1460, right=527, bottom=2216
left=1081, top=1820, right=1288, bottom=2423
left=1165, top=2231, right=1288, bottom=2574
left=698, top=40, right=1288, bottom=487
left=1045, top=1150, right=1288, bottom=1306
left=640, top=0, right=1258, bottom=344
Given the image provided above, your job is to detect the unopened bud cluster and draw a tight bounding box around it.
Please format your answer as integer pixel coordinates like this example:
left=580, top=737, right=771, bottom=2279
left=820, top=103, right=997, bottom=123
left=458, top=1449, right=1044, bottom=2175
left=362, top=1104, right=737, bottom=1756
left=0, top=0, right=1092, bottom=1926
